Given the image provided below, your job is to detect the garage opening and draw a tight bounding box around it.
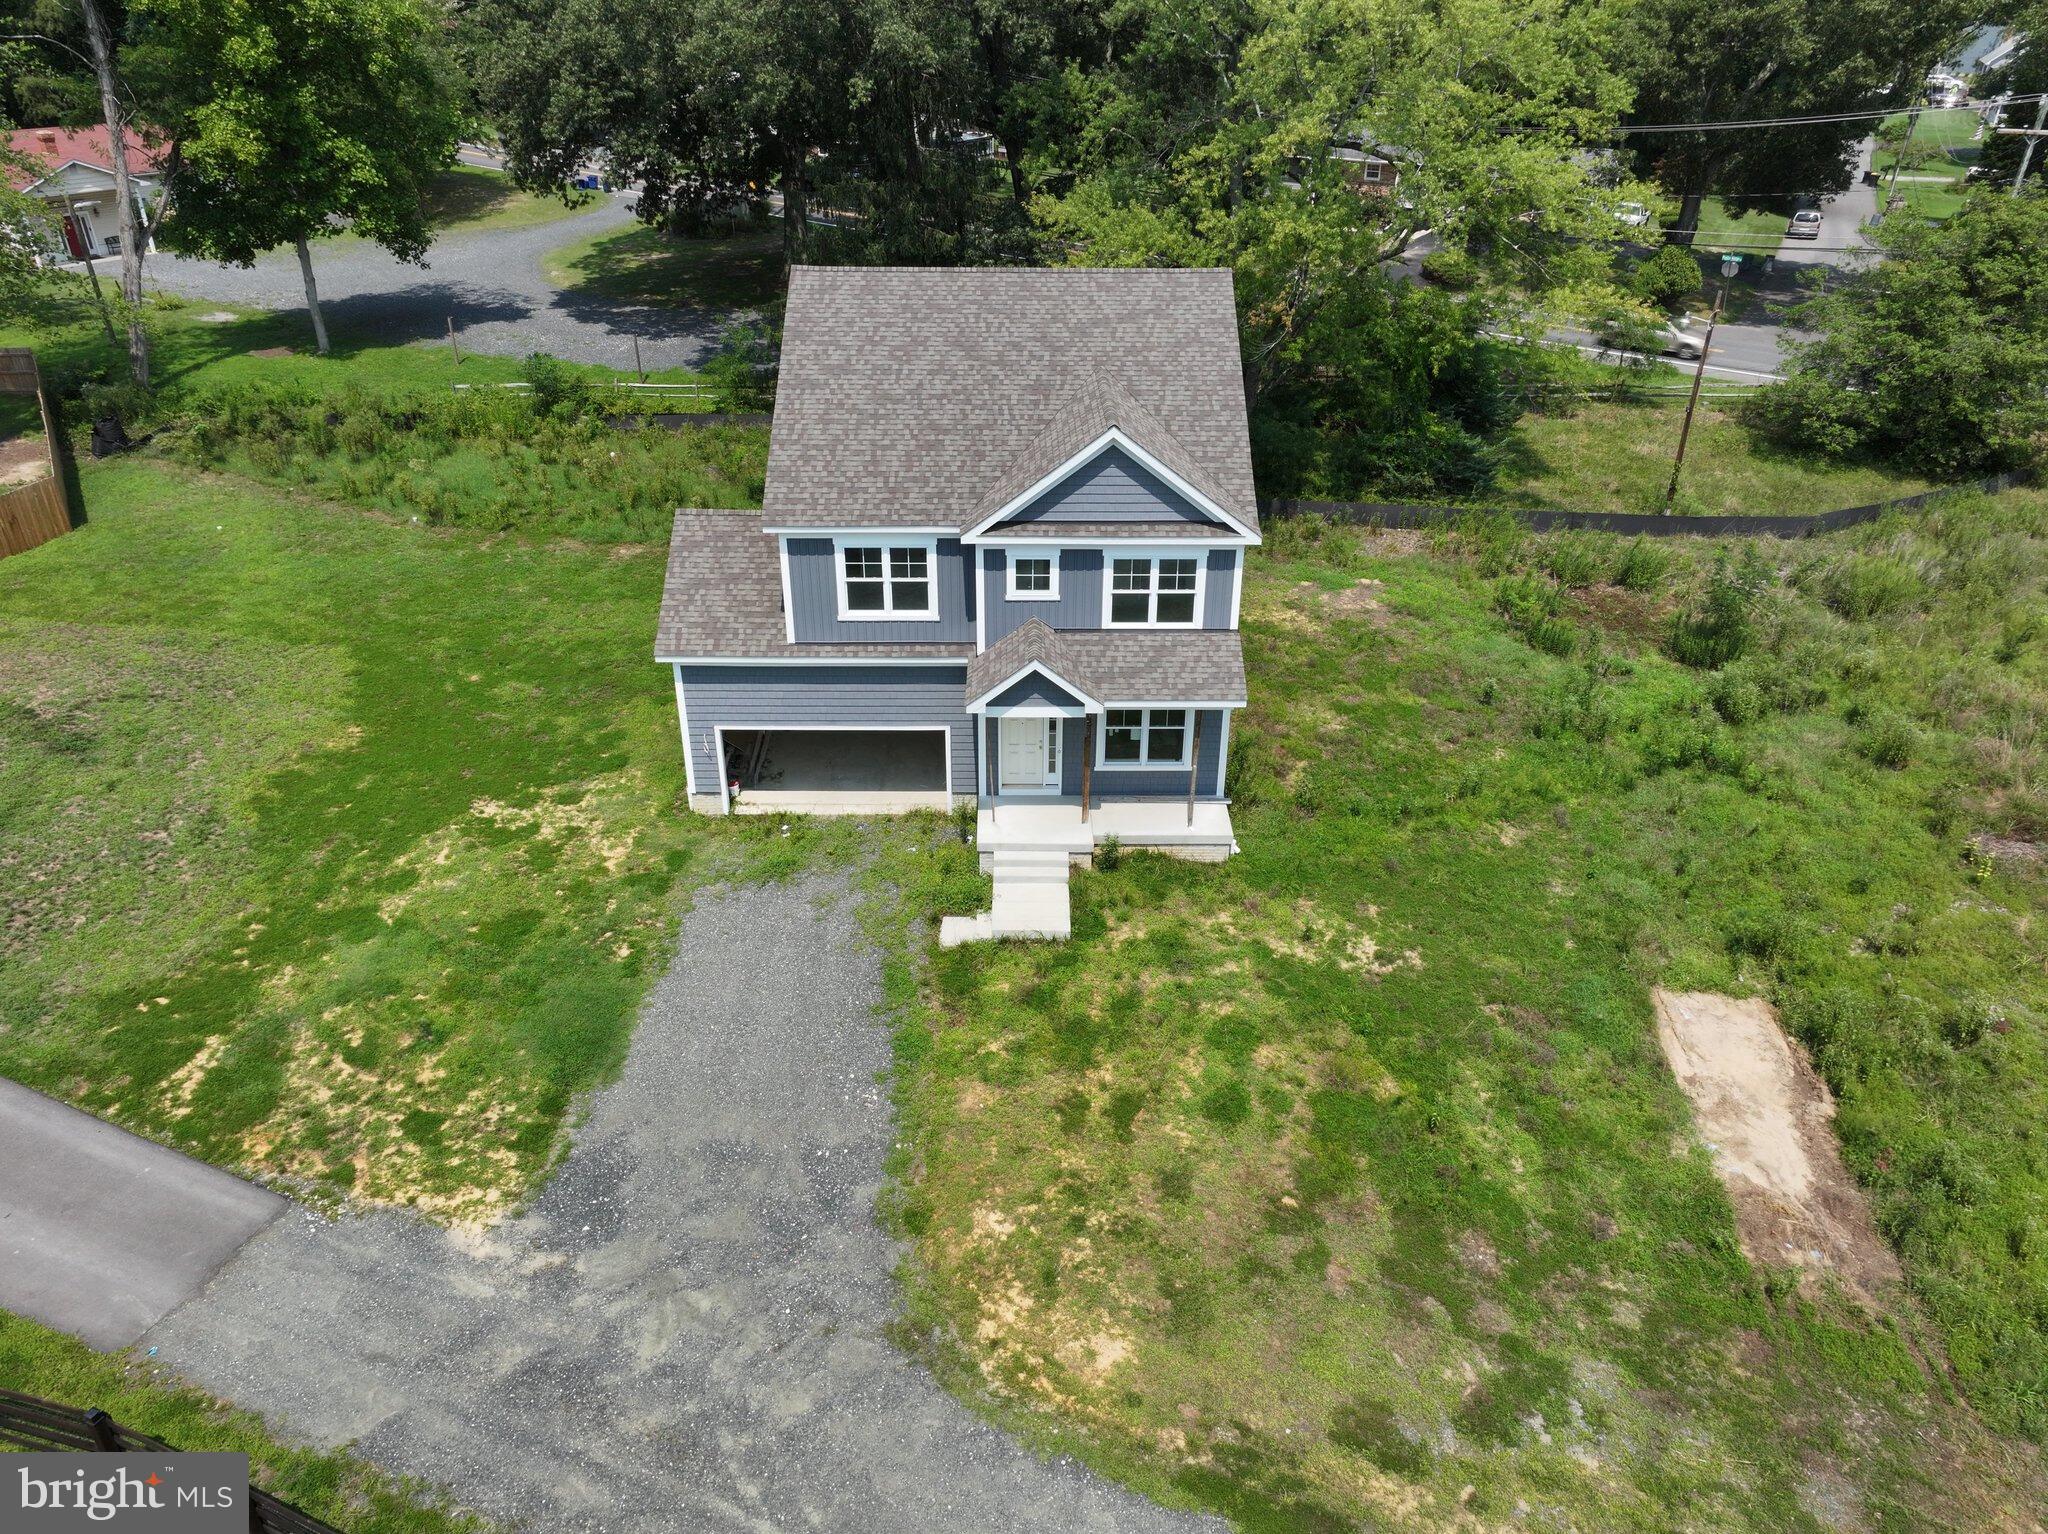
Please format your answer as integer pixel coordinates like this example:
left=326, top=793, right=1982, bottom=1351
left=718, top=727, right=953, bottom=814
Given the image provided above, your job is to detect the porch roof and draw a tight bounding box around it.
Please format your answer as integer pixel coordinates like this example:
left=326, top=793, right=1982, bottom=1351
left=964, top=618, right=1247, bottom=711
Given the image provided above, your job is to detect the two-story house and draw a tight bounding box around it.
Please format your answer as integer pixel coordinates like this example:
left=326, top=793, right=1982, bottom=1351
left=655, top=265, right=1258, bottom=875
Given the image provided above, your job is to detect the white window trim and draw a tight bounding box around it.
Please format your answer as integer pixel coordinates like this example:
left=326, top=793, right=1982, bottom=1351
left=1100, top=550, right=1207, bottom=630
left=1004, top=549, right=1061, bottom=602
left=832, top=535, right=940, bottom=623
left=1095, top=706, right=1197, bottom=771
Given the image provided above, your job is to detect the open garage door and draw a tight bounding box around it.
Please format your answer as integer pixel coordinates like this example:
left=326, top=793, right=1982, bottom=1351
left=718, top=727, right=953, bottom=814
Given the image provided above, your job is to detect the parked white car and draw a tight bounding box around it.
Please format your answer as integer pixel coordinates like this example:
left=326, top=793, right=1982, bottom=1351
left=1617, top=201, right=1652, bottom=228
left=1786, top=209, right=1823, bottom=240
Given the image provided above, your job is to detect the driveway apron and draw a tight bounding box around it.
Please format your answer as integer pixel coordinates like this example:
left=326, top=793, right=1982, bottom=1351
left=145, top=875, right=1215, bottom=1533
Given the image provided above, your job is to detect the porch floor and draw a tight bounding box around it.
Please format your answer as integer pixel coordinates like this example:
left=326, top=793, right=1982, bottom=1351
left=977, top=798, right=1236, bottom=858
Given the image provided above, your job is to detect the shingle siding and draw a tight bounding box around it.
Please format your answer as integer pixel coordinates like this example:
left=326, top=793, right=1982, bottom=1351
left=677, top=663, right=975, bottom=794
left=784, top=536, right=977, bottom=644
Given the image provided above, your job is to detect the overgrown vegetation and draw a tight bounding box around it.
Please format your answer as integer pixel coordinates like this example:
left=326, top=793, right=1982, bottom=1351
left=162, top=371, right=765, bottom=541
left=0, top=1312, right=481, bottom=1532
left=882, top=494, right=2048, bottom=1529
left=1748, top=191, right=2048, bottom=477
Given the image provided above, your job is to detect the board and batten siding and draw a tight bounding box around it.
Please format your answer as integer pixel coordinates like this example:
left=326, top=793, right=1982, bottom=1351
left=998, top=445, right=1224, bottom=526
left=677, top=664, right=975, bottom=794
left=981, top=711, right=1227, bottom=798
left=982, top=548, right=1239, bottom=643
left=784, top=536, right=977, bottom=644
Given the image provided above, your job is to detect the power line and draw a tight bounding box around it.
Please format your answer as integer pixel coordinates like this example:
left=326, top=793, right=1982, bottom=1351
left=1620, top=93, right=2046, bottom=135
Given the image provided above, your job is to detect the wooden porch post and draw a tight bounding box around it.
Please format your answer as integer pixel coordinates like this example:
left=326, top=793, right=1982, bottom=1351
left=1186, top=711, right=1204, bottom=827
left=985, top=718, right=997, bottom=799
left=1080, top=716, right=1094, bottom=822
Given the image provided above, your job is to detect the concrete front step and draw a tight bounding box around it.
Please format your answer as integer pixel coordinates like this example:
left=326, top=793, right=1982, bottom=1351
left=991, top=879, right=1071, bottom=940
left=991, top=850, right=1072, bottom=885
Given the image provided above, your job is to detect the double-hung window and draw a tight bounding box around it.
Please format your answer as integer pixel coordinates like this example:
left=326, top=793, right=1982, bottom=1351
left=1107, top=555, right=1200, bottom=626
left=1100, top=707, right=1190, bottom=768
left=837, top=539, right=936, bottom=620
left=1006, top=553, right=1058, bottom=600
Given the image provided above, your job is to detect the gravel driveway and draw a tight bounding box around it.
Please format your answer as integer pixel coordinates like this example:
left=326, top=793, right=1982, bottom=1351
left=142, top=193, right=729, bottom=371
left=145, top=875, right=1214, bottom=1534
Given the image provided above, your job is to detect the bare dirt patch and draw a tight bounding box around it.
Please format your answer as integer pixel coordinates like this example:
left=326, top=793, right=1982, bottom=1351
left=1564, top=583, right=1667, bottom=645
left=0, top=435, right=50, bottom=487
left=1653, top=988, right=1900, bottom=1304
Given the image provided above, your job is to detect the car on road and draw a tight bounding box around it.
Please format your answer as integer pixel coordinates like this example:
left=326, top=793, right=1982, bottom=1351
left=1657, top=320, right=1707, bottom=360
left=1786, top=209, right=1823, bottom=240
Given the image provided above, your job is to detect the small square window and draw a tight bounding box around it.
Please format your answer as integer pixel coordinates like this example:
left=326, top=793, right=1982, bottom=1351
left=1011, top=555, right=1054, bottom=596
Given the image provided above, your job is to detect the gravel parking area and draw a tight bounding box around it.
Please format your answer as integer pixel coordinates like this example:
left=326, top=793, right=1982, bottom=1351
left=145, top=875, right=1213, bottom=1534
left=142, top=193, right=730, bottom=371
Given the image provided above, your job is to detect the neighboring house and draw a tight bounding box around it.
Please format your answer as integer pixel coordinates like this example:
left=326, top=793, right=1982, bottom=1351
left=4, top=126, right=164, bottom=265
left=1331, top=140, right=1406, bottom=194
left=655, top=266, right=1259, bottom=873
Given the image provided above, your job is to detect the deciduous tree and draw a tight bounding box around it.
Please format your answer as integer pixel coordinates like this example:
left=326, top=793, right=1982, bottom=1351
left=134, top=0, right=463, bottom=354
left=1746, top=189, right=2048, bottom=475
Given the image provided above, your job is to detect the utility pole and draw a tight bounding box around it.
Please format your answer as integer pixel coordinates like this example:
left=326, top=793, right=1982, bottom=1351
left=2004, top=95, right=2048, bottom=194
left=1665, top=252, right=1742, bottom=513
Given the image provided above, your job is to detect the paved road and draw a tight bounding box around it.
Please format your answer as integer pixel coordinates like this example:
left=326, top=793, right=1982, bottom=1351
left=141, top=192, right=730, bottom=371
left=0, top=1077, right=283, bottom=1349
left=147, top=877, right=1212, bottom=1534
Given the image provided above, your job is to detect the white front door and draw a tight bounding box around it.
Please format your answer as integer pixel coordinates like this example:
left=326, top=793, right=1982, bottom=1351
left=999, top=717, right=1059, bottom=791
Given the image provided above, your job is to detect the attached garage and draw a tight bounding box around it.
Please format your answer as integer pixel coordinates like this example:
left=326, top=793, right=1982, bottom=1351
left=718, top=726, right=953, bottom=814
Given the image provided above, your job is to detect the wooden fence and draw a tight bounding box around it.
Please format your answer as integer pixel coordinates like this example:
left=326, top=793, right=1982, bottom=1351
left=0, top=347, right=75, bottom=561
left=1263, top=469, right=2036, bottom=540
left=0, top=1386, right=343, bottom=1534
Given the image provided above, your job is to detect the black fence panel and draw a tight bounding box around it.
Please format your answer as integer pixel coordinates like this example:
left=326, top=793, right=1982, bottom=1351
left=0, top=1387, right=344, bottom=1534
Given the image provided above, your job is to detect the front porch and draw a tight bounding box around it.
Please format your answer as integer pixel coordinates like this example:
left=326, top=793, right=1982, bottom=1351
left=976, top=797, right=1237, bottom=866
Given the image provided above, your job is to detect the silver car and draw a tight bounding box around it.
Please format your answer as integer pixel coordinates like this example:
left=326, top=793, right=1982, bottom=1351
left=1786, top=209, right=1823, bottom=239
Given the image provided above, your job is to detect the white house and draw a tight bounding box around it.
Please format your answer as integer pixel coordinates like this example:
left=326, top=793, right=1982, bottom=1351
left=5, top=125, right=165, bottom=265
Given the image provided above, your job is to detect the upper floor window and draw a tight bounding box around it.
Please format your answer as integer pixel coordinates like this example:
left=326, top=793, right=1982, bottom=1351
left=1107, top=555, right=1200, bottom=627
left=1006, top=553, right=1059, bottom=601
left=837, top=539, right=936, bottom=620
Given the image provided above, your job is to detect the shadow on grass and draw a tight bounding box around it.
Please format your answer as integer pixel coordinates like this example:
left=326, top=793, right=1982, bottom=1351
left=549, top=225, right=787, bottom=312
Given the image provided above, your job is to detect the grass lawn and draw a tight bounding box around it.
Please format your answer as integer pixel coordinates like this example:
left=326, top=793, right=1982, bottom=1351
left=1691, top=197, right=1784, bottom=257
left=886, top=494, right=2048, bottom=1529
left=540, top=224, right=786, bottom=310
left=0, top=455, right=812, bottom=1221
left=329, top=165, right=592, bottom=246
left=0, top=1311, right=479, bottom=1531
left=1494, top=400, right=1934, bottom=517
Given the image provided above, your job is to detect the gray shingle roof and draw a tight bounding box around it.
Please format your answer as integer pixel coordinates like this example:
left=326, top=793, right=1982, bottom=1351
left=962, top=617, right=1246, bottom=707
left=655, top=510, right=974, bottom=661
left=965, top=619, right=1097, bottom=703
left=966, top=370, right=1240, bottom=533
left=764, top=267, right=1258, bottom=535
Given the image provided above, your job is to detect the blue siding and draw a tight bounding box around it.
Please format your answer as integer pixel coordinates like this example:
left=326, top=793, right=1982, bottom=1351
left=986, top=672, right=1088, bottom=710
left=678, top=664, right=974, bottom=794
left=984, top=549, right=1102, bottom=644
left=998, top=445, right=1223, bottom=527
left=984, top=547, right=1239, bottom=641
left=982, top=710, right=1227, bottom=799
left=1204, top=549, right=1238, bottom=628
left=785, top=537, right=976, bottom=644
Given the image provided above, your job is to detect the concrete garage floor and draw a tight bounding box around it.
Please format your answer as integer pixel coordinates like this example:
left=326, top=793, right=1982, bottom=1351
left=144, top=876, right=1213, bottom=1534
left=730, top=729, right=954, bottom=814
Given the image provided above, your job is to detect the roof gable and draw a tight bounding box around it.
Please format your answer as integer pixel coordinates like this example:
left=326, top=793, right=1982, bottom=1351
left=763, top=268, right=1259, bottom=537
